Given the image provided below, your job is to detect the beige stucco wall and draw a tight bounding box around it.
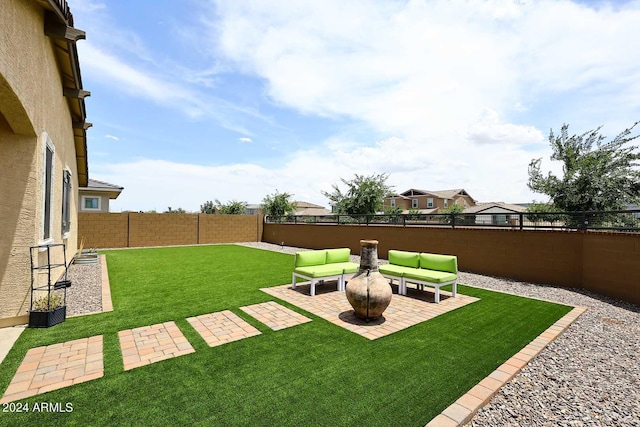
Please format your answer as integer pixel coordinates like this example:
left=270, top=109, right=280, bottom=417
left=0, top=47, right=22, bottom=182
left=0, top=1, right=80, bottom=325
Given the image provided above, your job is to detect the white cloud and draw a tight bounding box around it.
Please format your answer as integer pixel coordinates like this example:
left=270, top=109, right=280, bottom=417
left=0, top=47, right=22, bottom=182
left=466, top=110, right=545, bottom=146
left=104, top=134, right=119, bottom=141
left=238, top=137, right=252, bottom=143
left=96, top=130, right=553, bottom=212
left=206, top=0, right=640, bottom=137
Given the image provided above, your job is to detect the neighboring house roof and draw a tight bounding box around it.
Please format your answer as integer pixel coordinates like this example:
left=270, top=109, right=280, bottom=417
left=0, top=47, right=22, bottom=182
left=39, top=0, right=91, bottom=186
left=80, top=179, right=123, bottom=199
left=463, top=202, right=527, bottom=214
left=293, top=201, right=327, bottom=209
left=398, top=188, right=475, bottom=201
left=296, top=208, right=332, bottom=216
left=293, top=201, right=331, bottom=216
left=401, top=208, right=439, bottom=214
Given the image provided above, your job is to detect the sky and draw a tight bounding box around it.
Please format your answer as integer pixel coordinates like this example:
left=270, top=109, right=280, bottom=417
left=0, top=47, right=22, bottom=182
left=70, top=0, right=640, bottom=212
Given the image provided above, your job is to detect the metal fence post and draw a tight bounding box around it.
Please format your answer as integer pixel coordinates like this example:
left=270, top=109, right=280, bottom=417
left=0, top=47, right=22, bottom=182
left=519, top=213, right=524, bottom=230
left=451, top=213, right=456, bottom=228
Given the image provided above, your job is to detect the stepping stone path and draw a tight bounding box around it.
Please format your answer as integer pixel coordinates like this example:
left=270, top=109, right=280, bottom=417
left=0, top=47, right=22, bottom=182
left=240, top=301, right=312, bottom=331
left=118, top=321, right=194, bottom=371
left=187, top=310, right=261, bottom=347
left=0, top=335, right=103, bottom=403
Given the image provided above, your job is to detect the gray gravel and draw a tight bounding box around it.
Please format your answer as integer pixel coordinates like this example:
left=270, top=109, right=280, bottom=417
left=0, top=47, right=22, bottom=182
left=65, top=261, right=102, bottom=316
left=238, top=242, right=640, bottom=426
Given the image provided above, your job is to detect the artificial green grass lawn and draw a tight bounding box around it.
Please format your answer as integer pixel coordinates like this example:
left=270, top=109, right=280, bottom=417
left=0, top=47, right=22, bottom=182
left=0, top=245, right=572, bottom=426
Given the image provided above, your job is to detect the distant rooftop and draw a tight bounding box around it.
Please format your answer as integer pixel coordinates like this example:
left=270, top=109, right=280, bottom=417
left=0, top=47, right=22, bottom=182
left=80, top=179, right=124, bottom=199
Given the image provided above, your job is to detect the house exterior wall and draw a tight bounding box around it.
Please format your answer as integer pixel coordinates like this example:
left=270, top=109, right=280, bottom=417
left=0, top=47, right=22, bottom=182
left=79, top=192, right=110, bottom=212
left=384, top=194, right=475, bottom=211
left=0, top=1, right=80, bottom=326
left=473, top=207, right=520, bottom=225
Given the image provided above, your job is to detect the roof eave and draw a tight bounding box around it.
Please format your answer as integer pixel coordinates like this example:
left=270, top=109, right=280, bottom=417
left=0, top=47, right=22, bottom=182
left=41, top=2, right=89, bottom=186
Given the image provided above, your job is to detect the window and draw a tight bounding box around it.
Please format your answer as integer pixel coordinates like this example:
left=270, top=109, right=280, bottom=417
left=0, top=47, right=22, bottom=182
left=444, top=199, right=449, bottom=208
left=412, top=199, right=418, bottom=208
left=42, top=137, right=54, bottom=241
left=61, top=170, right=71, bottom=235
left=82, top=196, right=101, bottom=211
left=390, top=199, right=396, bottom=207
left=427, top=198, right=434, bottom=208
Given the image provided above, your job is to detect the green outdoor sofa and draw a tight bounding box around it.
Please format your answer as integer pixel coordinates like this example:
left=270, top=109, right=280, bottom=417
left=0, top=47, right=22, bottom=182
left=379, top=250, right=458, bottom=303
left=292, top=248, right=359, bottom=296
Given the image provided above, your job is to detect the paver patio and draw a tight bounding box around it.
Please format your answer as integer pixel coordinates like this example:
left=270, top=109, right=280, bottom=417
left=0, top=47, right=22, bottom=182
left=240, top=301, right=312, bottom=331
left=118, top=321, right=194, bottom=370
left=261, top=281, right=479, bottom=340
left=0, top=335, right=103, bottom=403
left=187, top=310, right=261, bottom=347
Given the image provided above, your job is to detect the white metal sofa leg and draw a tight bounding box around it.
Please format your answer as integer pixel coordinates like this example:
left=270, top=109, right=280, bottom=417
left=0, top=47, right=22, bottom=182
left=381, top=274, right=404, bottom=294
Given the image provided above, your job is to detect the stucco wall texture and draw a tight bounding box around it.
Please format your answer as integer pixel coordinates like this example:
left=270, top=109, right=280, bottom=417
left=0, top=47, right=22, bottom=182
left=1, top=1, right=80, bottom=324
left=78, top=213, right=264, bottom=248
left=262, top=224, right=640, bottom=306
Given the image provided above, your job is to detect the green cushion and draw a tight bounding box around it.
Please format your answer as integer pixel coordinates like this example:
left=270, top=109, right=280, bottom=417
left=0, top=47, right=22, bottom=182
left=388, top=250, right=420, bottom=268
left=404, top=268, right=457, bottom=284
left=379, top=264, right=410, bottom=277
left=294, top=264, right=344, bottom=278
left=326, top=248, right=351, bottom=264
left=419, top=253, right=457, bottom=274
left=295, top=250, right=327, bottom=267
left=330, top=262, right=359, bottom=274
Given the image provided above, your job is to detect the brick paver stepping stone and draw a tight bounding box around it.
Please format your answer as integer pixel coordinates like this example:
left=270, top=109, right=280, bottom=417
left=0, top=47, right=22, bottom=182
left=262, top=284, right=479, bottom=340
left=0, top=335, right=104, bottom=404
left=118, top=321, right=194, bottom=371
left=240, top=301, right=312, bottom=331
left=187, top=310, right=261, bottom=347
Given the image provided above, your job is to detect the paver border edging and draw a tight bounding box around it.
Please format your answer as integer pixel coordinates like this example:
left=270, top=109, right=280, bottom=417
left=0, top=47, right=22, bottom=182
left=100, top=255, right=113, bottom=313
left=425, top=305, right=588, bottom=427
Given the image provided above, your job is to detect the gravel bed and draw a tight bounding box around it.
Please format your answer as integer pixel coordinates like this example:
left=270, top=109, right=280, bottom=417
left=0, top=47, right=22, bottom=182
left=238, top=242, right=640, bottom=426
left=65, top=261, right=102, bottom=316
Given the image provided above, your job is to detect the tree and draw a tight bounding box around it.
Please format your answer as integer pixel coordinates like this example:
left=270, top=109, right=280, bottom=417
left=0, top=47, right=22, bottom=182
left=261, top=191, right=297, bottom=221
left=216, top=199, right=247, bottom=215
left=528, top=122, right=640, bottom=212
left=322, top=173, right=393, bottom=215
left=525, top=201, right=564, bottom=224
left=384, top=206, right=403, bottom=215
left=200, top=200, right=216, bottom=214
left=440, top=203, right=465, bottom=224
left=164, top=207, right=186, bottom=214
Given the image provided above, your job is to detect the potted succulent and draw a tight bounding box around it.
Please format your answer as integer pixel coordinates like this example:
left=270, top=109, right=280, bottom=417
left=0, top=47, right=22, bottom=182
left=29, top=293, right=66, bottom=328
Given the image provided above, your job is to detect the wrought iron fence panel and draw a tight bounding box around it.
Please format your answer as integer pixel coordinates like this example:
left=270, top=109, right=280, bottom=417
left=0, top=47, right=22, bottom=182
left=264, top=210, right=640, bottom=232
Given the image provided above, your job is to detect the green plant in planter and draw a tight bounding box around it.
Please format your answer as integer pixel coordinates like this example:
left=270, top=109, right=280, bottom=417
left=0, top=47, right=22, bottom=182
left=32, top=293, right=63, bottom=311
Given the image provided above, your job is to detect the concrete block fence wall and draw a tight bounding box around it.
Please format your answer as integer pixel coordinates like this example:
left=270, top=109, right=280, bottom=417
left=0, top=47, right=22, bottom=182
left=262, top=223, right=640, bottom=306
left=78, top=213, right=263, bottom=248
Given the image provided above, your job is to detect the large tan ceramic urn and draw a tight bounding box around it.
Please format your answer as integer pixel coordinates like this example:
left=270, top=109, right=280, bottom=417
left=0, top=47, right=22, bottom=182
left=345, top=240, right=392, bottom=320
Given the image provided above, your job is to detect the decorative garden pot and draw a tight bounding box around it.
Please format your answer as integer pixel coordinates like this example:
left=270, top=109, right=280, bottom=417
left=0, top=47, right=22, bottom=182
left=29, top=306, right=66, bottom=328
left=345, top=240, right=392, bottom=320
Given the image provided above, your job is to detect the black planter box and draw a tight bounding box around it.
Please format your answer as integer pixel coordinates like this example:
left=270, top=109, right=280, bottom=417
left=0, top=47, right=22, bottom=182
left=29, top=306, right=66, bottom=328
